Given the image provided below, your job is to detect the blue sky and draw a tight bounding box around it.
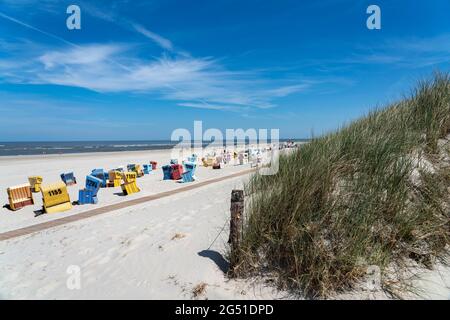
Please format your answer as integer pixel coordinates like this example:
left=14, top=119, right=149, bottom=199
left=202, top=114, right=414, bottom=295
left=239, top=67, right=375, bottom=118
left=0, top=0, right=449, bottom=141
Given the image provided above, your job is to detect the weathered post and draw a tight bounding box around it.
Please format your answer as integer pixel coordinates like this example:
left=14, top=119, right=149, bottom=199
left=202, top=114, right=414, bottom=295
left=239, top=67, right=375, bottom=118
left=228, top=189, right=244, bottom=276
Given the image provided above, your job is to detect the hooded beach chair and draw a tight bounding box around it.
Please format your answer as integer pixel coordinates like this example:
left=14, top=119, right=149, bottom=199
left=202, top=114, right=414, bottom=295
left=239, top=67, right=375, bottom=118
left=28, top=176, right=43, bottom=193
left=187, top=154, right=198, bottom=163
left=127, top=164, right=144, bottom=177
left=162, top=165, right=173, bottom=180
left=60, top=172, right=77, bottom=186
left=143, top=164, right=152, bottom=174
left=181, top=162, right=197, bottom=183
left=90, top=169, right=108, bottom=188
left=78, top=175, right=103, bottom=205
left=134, top=164, right=144, bottom=177
left=201, top=157, right=215, bottom=167
left=41, top=182, right=72, bottom=213
left=150, top=161, right=158, bottom=170
left=171, top=164, right=183, bottom=180
left=7, top=183, right=34, bottom=211
left=107, top=170, right=122, bottom=187
left=121, top=172, right=140, bottom=195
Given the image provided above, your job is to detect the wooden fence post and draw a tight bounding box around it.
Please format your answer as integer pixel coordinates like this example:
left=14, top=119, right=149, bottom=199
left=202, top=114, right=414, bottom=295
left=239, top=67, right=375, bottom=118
left=228, top=189, right=244, bottom=276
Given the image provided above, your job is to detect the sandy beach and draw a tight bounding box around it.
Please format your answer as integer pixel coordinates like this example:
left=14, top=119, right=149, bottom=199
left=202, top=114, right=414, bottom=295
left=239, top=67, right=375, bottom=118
left=0, top=147, right=449, bottom=300
left=0, top=147, right=287, bottom=299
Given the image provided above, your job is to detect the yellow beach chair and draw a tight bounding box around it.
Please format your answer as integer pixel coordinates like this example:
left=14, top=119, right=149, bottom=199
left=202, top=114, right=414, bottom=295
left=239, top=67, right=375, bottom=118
left=41, top=182, right=72, bottom=213
left=28, top=176, right=43, bottom=193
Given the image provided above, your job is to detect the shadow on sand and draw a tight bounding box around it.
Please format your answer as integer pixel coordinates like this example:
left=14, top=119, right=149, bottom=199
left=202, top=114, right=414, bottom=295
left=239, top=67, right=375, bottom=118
left=198, top=249, right=229, bottom=273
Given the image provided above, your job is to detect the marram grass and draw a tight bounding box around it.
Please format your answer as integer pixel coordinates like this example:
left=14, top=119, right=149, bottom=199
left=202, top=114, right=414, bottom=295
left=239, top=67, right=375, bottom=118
left=235, top=73, right=450, bottom=298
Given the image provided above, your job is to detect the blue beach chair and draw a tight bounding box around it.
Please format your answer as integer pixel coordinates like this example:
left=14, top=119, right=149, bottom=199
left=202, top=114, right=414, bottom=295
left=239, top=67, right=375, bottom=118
left=162, top=165, right=173, bottom=180
left=181, top=162, right=197, bottom=183
left=60, top=172, right=77, bottom=186
left=143, top=164, right=152, bottom=174
left=187, top=154, right=198, bottom=163
left=91, top=169, right=108, bottom=188
left=78, top=175, right=103, bottom=205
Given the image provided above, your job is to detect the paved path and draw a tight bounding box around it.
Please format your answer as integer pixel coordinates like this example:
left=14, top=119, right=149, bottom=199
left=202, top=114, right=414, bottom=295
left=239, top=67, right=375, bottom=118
left=0, top=168, right=255, bottom=241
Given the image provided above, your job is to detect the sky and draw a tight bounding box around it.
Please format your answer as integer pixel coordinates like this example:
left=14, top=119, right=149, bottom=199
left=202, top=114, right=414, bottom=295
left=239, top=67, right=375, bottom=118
left=0, top=0, right=449, bottom=141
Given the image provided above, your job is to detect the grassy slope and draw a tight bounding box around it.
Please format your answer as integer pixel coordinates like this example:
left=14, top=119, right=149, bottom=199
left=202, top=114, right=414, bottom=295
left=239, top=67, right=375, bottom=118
left=235, top=73, right=450, bottom=297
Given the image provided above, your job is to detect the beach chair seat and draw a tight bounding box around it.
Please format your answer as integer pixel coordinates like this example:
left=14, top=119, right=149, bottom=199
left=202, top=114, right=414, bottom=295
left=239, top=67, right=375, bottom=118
left=78, top=175, right=102, bottom=205
left=107, top=170, right=122, bottom=187
left=60, top=172, right=77, bottom=186
left=181, top=170, right=195, bottom=183
left=181, top=162, right=197, bottom=183
left=171, top=164, right=183, bottom=180
left=28, top=176, right=43, bottom=193
left=41, top=182, right=72, bottom=213
left=162, top=165, right=173, bottom=180
left=7, top=183, right=34, bottom=211
left=91, top=169, right=108, bottom=188
left=78, top=189, right=98, bottom=205
left=121, top=172, right=139, bottom=195
left=201, top=157, right=215, bottom=167
left=135, top=164, right=144, bottom=177
left=238, top=153, right=245, bottom=165
left=143, top=164, right=152, bottom=174
left=121, top=181, right=140, bottom=195
left=187, top=154, right=198, bottom=163
left=127, top=164, right=144, bottom=177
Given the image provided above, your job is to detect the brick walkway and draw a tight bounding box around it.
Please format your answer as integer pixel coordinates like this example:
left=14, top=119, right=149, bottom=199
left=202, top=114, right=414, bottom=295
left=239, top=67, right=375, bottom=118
left=0, top=168, right=255, bottom=242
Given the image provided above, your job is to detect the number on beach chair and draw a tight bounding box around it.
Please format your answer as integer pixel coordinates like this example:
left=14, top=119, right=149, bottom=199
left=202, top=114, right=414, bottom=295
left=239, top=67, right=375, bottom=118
left=120, top=172, right=140, bottom=195
left=41, top=182, right=72, bottom=213
left=78, top=175, right=103, bottom=205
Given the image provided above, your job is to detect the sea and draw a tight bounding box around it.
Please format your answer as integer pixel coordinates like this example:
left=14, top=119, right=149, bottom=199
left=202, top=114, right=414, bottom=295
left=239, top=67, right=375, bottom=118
left=0, top=139, right=307, bottom=156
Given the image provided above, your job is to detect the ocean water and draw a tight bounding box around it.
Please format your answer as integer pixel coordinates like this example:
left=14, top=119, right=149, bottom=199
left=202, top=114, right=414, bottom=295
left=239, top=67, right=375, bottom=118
left=0, top=139, right=304, bottom=156
left=0, top=141, right=180, bottom=156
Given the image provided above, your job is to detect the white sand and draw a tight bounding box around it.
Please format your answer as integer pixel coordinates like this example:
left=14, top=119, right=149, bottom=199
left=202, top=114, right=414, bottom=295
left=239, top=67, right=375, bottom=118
left=0, top=148, right=252, bottom=233
left=0, top=149, right=448, bottom=299
left=0, top=148, right=288, bottom=299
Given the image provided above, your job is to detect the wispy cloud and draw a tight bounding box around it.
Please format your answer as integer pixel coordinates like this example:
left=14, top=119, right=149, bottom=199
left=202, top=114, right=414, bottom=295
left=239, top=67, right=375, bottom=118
left=132, top=23, right=173, bottom=51
left=0, top=7, right=329, bottom=112
left=177, top=102, right=249, bottom=112
left=0, top=41, right=311, bottom=111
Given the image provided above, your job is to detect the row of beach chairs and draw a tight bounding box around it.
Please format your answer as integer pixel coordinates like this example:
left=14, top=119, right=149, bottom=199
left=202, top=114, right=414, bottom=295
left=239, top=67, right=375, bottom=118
left=5, top=156, right=200, bottom=214
left=5, top=161, right=160, bottom=213
left=162, top=156, right=198, bottom=182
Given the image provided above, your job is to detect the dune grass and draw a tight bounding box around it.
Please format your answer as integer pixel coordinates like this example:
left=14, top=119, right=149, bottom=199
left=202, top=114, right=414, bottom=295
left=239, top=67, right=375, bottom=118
left=234, top=73, right=450, bottom=298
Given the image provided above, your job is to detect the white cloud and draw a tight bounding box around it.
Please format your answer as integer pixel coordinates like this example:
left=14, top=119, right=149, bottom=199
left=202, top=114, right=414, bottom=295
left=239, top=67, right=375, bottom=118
left=0, top=43, right=310, bottom=111
left=0, top=9, right=315, bottom=112
left=132, top=23, right=173, bottom=51
left=38, top=44, right=123, bottom=68
left=177, top=102, right=247, bottom=112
